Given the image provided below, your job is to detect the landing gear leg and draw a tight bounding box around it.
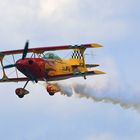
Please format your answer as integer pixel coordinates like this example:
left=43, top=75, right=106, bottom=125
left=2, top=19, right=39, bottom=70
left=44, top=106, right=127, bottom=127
left=23, top=80, right=30, bottom=89
left=84, top=75, right=87, bottom=79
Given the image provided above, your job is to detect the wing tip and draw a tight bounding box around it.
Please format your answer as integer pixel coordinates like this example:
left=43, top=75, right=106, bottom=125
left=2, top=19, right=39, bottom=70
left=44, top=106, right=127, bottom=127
left=91, top=43, right=103, bottom=48
left=93, top=70, right=106, bottom=74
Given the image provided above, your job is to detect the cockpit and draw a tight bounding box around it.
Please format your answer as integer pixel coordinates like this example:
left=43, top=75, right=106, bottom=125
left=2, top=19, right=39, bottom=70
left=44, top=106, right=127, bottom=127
left=43, top=53, right=61, bottom=60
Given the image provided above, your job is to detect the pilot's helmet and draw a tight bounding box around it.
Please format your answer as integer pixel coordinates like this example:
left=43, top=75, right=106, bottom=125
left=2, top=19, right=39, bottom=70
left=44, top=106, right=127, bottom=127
left=49, top=53, right=54, bottom=58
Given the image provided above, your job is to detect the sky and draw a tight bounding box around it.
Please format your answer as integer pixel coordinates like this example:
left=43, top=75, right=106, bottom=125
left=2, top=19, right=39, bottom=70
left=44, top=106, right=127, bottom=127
left=0, top=0, right=140, bottom=140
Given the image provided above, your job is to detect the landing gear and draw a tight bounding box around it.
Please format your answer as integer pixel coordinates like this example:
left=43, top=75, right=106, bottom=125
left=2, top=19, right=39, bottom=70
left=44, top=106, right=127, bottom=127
left=46, top=83, right=60, bottom=96
left=15, top=80, right=30, bottom=98
left=48, top=92, right=55, bottom=96
left=18, top=94, right=24, bottom=98
left=15, top=88, right=29, bottom=98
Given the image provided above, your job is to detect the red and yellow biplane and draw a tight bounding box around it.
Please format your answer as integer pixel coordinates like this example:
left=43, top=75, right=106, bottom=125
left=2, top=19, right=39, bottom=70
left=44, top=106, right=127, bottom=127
left=0, top=41, right=105, bottom=98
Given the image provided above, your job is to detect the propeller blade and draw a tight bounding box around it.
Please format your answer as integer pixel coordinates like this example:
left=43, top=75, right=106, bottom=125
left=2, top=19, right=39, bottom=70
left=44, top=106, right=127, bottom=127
left=3, top=64, right=16, bottom=69
left=22, top=41, right=29, bottom=60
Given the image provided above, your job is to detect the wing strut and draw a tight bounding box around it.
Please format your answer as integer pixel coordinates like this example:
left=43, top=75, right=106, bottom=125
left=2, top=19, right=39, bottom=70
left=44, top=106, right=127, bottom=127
left=0, top=53, right=8, bottom=80
left=12, top=54, right=18, bottom=78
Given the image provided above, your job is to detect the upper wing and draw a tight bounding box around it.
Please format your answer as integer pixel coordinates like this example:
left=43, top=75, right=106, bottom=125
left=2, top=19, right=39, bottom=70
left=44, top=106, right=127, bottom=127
left=0, top=43, right=103, bottom=56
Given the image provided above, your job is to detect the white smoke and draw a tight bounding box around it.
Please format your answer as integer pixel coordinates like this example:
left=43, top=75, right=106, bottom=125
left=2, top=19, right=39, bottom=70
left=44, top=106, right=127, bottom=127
left=73, top=79, right=140, bottom=110
left=58, top=76, right=140, bottom=111
left=57, top=56, right=140, bottom=111
left=58, top=82, right=73, bottom=97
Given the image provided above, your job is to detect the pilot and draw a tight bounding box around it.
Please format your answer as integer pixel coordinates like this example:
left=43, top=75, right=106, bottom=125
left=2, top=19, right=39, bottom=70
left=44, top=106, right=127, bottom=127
left=48, top=53, right=54, bottom=59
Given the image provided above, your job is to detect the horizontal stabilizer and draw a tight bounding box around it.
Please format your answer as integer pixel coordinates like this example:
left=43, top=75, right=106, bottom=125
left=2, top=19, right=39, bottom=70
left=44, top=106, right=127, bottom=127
left=86, top=64, right=99, bottom=68
left=72, top=64, right=99, bottom=68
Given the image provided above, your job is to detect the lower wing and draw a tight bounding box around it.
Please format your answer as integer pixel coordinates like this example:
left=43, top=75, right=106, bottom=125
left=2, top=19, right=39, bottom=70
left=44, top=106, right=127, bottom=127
left=0, top=77, right=29, bottom=82
left=47, top=70, right=106, bottom=81
left=0, top=70, right=105, bottom=83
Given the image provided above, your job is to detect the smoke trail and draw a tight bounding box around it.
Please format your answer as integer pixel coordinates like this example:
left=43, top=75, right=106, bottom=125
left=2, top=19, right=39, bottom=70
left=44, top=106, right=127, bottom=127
left=58, top=82, right=73, bottom=97
left=73, top=79, right=140, bottom=110
left=57, top=56, right=140, bottom=111
left=58, top=76, right=140, bottom=111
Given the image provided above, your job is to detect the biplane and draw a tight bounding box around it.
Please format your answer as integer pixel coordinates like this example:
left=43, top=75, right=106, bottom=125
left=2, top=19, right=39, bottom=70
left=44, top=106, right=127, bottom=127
left=0, top=41, right=105, bottom=98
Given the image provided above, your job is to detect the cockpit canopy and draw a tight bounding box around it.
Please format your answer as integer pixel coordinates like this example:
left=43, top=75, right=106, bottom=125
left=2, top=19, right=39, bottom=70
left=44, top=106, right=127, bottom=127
left=43, top=53, right=61, bottom=60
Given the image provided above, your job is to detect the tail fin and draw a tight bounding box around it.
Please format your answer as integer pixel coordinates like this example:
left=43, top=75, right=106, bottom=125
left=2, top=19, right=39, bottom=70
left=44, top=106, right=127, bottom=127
left=71, top=49, right=83, bottom=60
left=71, top=49, right=85, bottom=66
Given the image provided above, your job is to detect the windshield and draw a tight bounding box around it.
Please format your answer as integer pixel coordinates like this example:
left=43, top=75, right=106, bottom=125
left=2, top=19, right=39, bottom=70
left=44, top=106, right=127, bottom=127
left=43, top=53, right=61, bottom=60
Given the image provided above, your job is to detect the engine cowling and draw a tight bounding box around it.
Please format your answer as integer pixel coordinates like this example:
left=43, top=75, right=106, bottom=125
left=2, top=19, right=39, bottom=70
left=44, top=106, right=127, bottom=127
left=15, top=88, right=29, bottom=98
left=46, top=83, right=60, bottom=96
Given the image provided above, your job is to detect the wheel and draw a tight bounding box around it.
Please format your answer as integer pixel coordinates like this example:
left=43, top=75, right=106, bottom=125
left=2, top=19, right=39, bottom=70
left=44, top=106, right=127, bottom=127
left=15, top=88, right=29, bottom=98
left=18, top=94, right=24, bottom=98
left=49, top=92, right=55, bottom=96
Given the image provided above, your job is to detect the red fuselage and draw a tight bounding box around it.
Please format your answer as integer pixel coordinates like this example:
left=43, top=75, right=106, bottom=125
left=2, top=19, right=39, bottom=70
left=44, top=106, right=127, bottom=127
left=16, top=58, right=46, bottom=81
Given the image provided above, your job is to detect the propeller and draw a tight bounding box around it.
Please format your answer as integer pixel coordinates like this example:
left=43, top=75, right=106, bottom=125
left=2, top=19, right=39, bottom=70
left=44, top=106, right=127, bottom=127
left=22, top=41, right=29, bottom=60
left=3, top=40, right=38, bottom=82
left=3, top=41, right=29, bottom=69
left=3, top=64, right=17, bottom=69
